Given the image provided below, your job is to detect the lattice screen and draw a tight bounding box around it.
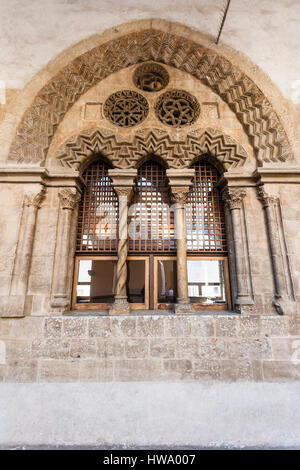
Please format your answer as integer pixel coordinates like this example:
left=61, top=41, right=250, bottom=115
left=129, top=161, right=175, bottom=252
left=76, top=161, right=118, bottom=252
left=186, top=160, right=227, bottom=252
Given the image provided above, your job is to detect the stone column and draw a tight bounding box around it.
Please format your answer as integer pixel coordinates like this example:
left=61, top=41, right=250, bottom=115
left=167, top=169, right=195, bottom=314
left=0, top=186, right=46, bottom=317
left=108, top=169, right=137, bottom=315
left=257, top=186, right=286, bottom=314
left=222, top=188, right=254, bottom=312
left=51, top=188, right=81, bottom=311
left=10, top=186, right=46, bottom=296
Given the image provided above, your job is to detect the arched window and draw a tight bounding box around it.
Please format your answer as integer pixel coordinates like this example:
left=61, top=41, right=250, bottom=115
left=186, top=159, right=226, bottom=253
left=76, top=160, right=118, bottom=253
left=129, top=160, right=175, bottom=252
left=73, top=160, right=119, bottom=309
left=185, top=158, right=231, bottom=309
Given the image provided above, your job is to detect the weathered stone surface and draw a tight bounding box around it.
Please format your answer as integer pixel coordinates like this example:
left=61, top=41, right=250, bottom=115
left=164, top=317, right=191, bottom=337
left=97, top=339, right=125, bottom=359
left=125, top=339, right=149, bottom=359
left=38, top=359, right=79, bottom=382
left=114, top=359, right=162, bottom=381
left=150, top=339, right=177, bottom=359
left=32, top=338, right=70, bottom=360
left=62, top=318, right=87, bottom=338
left=216, top=317, right=237, bottom=337
left=70, top=339, right=98, bottom=359
left=44, top=318, right=62, bottom=338
left=5, top=360, right=38, bottom=382
left=163, top=360, right=193, bottom=380
left=136, top=317, right=164, bottom=337
left=227, top=338, right=272, bottom=360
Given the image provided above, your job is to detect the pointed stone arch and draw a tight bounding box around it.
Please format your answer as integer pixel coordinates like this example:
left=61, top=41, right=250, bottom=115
left=7, top=27, right=293, bottom=166
left=55, top=127, right=250, bottom=172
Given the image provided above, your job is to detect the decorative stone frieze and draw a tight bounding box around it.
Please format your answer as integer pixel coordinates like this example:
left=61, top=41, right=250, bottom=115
left=7, top=29, right=292, bottom=165
left=56, top=127, right=249, bottom=170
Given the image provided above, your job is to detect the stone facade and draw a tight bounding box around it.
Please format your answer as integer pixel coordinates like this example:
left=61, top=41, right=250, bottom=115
left=1, top=313, right=300, bottom=383
left=0, top=19, right=299, bottom=386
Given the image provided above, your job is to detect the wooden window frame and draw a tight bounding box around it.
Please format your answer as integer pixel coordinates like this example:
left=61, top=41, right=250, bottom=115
left=187, top=255, right=231, bottom=311
left=72, top=255, right=118, bottom=310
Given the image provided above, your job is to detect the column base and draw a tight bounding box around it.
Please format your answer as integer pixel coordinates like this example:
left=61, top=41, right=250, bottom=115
left=109, top=298, right=131, bottom=315
left=50, top=295, right=70, bottom=313
left=0, top=295, right=32, bottom=317
left=174, top=302, right=195, bottom=314
left=234, top=296, right=255, bottom=314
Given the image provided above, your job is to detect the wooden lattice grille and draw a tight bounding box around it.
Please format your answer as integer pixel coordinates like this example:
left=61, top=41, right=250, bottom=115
left=186, top=159, right=227, bottom=252
left=129, top=161, right=175, bottom=252
left=76, top=161, right=118, bottom=253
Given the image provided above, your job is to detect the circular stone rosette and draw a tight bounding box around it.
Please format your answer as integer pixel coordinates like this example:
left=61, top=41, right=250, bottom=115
left=103, top=90, right=149, bottom=127
left=155, top=89, right=200, bottom=128
left=133, top=62, right=169, bottom=92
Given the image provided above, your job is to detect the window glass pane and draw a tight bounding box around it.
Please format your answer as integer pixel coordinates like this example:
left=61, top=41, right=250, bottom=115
left=187, top=260, right=226, bottom=305
left=157, top=260, right=177, bottom=304
left=76, top=259, right=117, bottom=304
left=127, top=260, right=145, bottom=303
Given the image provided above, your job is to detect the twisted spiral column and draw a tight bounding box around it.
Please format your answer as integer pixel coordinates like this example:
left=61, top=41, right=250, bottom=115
left=108, top=169, right=137, bottom=315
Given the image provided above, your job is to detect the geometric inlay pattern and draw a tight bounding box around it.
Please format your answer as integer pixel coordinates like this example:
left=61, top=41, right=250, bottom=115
left=7, top=29, right=293, bottom=164
left=133, top=62, right=169, bottom=92
left=56, top=127, right=249, bottom=171
left=103, top=90, right=149, bottom=127
left=155, top=90, right=200, bottom=127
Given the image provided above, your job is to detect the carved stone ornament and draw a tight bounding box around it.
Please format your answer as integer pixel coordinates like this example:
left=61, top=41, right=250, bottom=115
left=7, top=29, right=293, bottom=165
left=56, top=127, right=249, bottom=170
left=170, top=187, right=191, bottom=206
left=222, top=188, right=247, bottom=210
left=155, top=90, right=200, bottom=127
left=103, top=90, right=149, bottom=127
left=58, top=188, right=81, bottom=210
left=257, top=186, right=278, bottom=208
left=23, top=187, right=46, bottom=208
left=133, top=62, right=169, bottom=92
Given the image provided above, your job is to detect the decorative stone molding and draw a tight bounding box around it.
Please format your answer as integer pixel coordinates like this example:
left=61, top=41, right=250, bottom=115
left=23, top=187, right=46, bottom=208
left=103, top=90, right=149, bottom=128
left=222, top=188, right=247, bottom=211
left=58, top=187, right=81, bottom=210
left=108, top=169, right=137, bottom=315
left=256, top=185, right=278, bottom=208
left=7, top=29, right=292, bottom=165
left=256, top=185, right=292, bottom=315
left=222, top=188, right=254, bottom=313
left=56, top=127, right=249, bottom=171
left=0, top=186, right=46, bottom=318
left=51, top=188, right=81, bottom=312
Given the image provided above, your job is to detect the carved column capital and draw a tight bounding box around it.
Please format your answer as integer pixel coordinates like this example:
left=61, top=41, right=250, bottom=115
left=222, top=188, right=247, bottom=210
left=169, top=186, right=190, bottom=206
left=257, top=185, right=278, bottom=208
left=113, top=185, right=134, bottom=202
left=58, top=188, right=81, bottom=210
left=167, top=169, right=195, bottom=207
left=23, top=186, right=46, bottom=209
left=108, top=168, right=137, bottom=204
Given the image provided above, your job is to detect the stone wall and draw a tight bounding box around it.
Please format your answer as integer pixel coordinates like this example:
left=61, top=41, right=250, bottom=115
left=1, top=313, right=300, bottom=383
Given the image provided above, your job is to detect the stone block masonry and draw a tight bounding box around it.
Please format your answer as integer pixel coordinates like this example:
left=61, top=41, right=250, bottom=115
left=0, top=314, right=300, bottom=383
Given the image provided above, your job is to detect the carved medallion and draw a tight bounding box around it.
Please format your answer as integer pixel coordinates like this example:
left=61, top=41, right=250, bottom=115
left=155, top=90, right=200, bottom=128
left=103, top=90, right=149, bottom=127
left=133, top=63, right=169, bottom=92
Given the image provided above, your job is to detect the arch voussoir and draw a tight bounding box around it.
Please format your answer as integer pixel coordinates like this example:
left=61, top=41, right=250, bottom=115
left=7, top=29, right=293, bottom=166
left=55, top=127, right=250, bottom=172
